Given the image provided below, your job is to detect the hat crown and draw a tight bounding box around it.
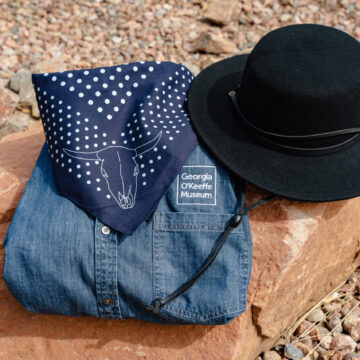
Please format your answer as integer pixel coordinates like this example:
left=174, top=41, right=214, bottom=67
left=238, top=24, right=360, bottom=138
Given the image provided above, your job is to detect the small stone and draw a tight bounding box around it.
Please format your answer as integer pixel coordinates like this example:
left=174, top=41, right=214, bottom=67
left=284, top=343, right=304, bottom=360
left=299, top=337, right=314, bottom=349
left=341, top=302, right=353, bottom=317
left=326, top=316, right=343, bottom=332
left=330, top=351, right=349, bottom=360
left=5, top=110, right=33, bottom=131
left=9, top=70, right=38, bottom=119
left=203, top=0, right=239, bottom=26
left=316, top=345, right=328, bottom=355
left=192, top=31, right=237, bottom=54
left=280, top=13, right=292, bottom=22
left=295, top=319, right=313, bottom=336
left=181, top=61, right=200, bottom=76
left=325, top=0, right=338, bottom=6
left=322, top=302, right=338, bottom=314
left=330, top=334, right=357, bottom=352
left=200, top=56, right=217, bottom=70
left=349, top=328, right=360, bottom=343
left=343, top=314, right=360, bottom=335
left=306, top=308, right=326, bottom=323
left=339, top=282, right=356, bottom=293
left=314, top=325, right=330, bottom=341
left=111, top=36, right=122, bottom=44
left=0, top=85, right=18, bottom=127
left=263, top=350, right=281, bottom=360
left=343, top=353, right=360, bottom=360
left=320, top=334, right=333, bottom=350
left=293, top=342, right=310, bottom=356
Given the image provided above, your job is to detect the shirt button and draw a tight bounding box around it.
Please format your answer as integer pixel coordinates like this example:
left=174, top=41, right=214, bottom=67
left=103, top=297, right=113, bottom=306
left=101, top=226, right=110, bottom=235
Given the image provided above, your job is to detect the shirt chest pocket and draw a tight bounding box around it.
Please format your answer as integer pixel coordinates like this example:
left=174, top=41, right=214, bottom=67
left=151, top=211, right=252, bottom=324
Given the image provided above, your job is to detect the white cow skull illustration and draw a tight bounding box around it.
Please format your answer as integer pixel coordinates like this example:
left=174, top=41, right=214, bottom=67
left=63, top=131, right=162, bottom=209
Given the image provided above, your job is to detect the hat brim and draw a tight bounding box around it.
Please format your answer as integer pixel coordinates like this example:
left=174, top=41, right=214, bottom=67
left=187, top=54, right=360, bottom=202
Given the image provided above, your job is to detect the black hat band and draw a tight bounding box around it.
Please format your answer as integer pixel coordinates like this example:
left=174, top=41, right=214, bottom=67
left=229, top=90, right=360, bottom=156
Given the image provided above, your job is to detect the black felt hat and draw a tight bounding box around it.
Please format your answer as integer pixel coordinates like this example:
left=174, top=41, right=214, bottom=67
left=187, top=24, right=360, bottom=202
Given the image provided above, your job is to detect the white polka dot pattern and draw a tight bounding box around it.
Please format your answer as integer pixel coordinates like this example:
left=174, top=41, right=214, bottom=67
left=32, top=61, right=198, bottom=234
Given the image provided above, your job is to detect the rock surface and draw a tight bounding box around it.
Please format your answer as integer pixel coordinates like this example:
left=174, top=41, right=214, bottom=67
left=0, top=84, right=18, bottom=127
left=0, top=129, right=359, bottom=359
left=0, top=128, right=44, bottom=223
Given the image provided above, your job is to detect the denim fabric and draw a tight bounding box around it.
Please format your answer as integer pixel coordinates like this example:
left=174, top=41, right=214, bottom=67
left=2, top=142, right=252, bottom=325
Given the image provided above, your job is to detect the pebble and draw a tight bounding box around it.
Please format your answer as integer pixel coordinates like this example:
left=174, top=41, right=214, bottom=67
left=263, top=350, right=281, bottom=360
left=0, top=85, right=18, bottom=127
left=320, top=334, right=333, bottom=350
left=339, top=283, right=356, bottom=292
left=316, top=345, right=328, bottom=355
left=284, top=343, right=304, bottom=360
left=314, top=325, right=330, bottom=341
left=295, top=319, right=312, bottom=336
left=326, top=315, right=344, bottom=332
left=343, top=353, right=360, bottom=360
left=181, top=61, right=200, bottom=76
left=343, top=314, right=360, bottom=335
left=322, top=302, right=340, bottom=316
left=330, top=350, right=350, bottom=360
left=330, top=334, right=357, bottom=352
left=306, top=308, right=326, bottom=323
left=293, top=342, right=310, bottom=356
left=341, top=302, right=353, bottom=317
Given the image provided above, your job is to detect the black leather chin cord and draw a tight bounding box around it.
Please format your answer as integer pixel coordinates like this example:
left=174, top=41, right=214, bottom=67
left=144, top=183, right=274, bottom=314
left=228, top=90, right=360, bottom=155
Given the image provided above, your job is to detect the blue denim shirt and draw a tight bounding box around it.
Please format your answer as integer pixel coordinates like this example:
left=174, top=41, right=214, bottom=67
left=2, top=142, right=252, bottom=325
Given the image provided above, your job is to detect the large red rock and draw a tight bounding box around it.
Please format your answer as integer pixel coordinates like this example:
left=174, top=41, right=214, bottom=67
left=0, top=128, right=45, bottom=223
left=0, top=129, right=359, bottom=360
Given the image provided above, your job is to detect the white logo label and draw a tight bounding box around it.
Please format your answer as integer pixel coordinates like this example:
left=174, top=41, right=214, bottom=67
left=176, top=165, right=216, bottom=206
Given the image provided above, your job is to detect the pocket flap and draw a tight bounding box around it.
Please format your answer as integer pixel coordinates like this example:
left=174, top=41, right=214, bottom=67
left=153, top=212, right=244, bottom=233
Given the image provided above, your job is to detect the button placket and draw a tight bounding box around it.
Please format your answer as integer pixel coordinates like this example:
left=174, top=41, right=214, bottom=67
left=95, top=219, right=122, bottom=318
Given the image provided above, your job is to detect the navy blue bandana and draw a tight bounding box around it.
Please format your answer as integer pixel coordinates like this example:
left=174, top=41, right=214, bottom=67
left=32, top=61, right=198, bottom=234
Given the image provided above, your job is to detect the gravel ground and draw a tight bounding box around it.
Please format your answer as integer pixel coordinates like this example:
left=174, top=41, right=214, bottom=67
left=0, top=1, right=359, bottom=359
left=0, top=0, right=359, bottom=78
left=259, top=270, right=360, bottom=360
